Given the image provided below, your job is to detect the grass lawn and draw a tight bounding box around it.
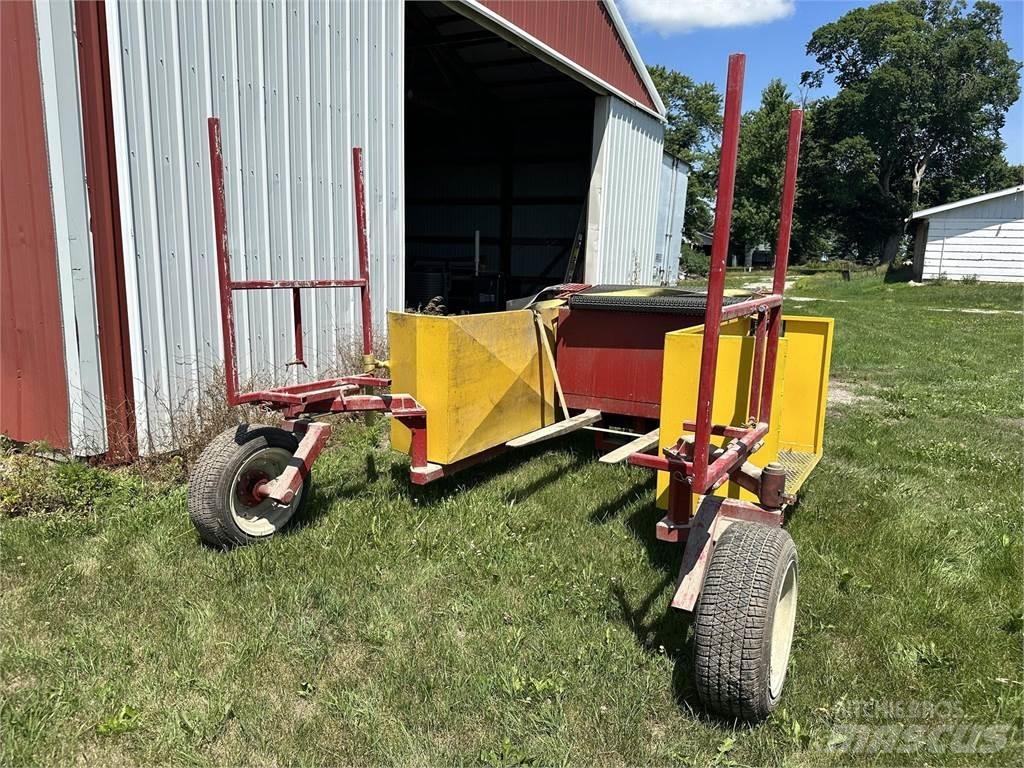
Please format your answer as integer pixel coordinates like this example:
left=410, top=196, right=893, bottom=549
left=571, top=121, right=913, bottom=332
left=1, top=273, right=1021, bottom=766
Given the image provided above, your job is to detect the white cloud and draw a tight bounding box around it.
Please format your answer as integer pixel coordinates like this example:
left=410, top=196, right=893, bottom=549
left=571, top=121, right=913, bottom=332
left=620, top=0, right=796, bottom=33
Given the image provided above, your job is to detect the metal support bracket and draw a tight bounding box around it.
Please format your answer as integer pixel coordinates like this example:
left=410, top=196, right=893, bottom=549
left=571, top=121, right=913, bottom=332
left=668, top=495, right=784, bottom=612
left=255, top=422, right=332, bottom=505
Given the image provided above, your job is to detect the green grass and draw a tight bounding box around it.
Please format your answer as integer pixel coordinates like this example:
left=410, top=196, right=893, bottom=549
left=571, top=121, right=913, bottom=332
left=2, top=273, right=1022, bottom=766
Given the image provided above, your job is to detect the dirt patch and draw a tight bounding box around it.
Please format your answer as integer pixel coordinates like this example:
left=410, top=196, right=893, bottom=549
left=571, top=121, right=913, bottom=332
left=787, top=295, right=848, bottom=303
left=923, top=307, right=1023, bottom=316
left=742, top=278, right=796, bottom=292
left=828, top=379, right=875, bottom=411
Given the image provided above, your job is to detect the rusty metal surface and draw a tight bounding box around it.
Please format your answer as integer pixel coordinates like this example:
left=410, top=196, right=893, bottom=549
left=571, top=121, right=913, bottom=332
left=669, top=496, right=785, bottom=612
left=256, top=422, right=332, bottom=505
left=0, top=0, right=70, bottom=449
left=480, top=0, right=656, bottom=111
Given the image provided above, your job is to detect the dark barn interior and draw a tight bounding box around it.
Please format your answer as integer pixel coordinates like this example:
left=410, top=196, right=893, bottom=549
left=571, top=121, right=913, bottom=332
left=405, top=2, right=595, bottom=313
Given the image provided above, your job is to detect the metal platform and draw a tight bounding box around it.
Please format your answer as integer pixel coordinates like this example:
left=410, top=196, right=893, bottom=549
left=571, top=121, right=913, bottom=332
left=777, top=449, right=819, bottom=494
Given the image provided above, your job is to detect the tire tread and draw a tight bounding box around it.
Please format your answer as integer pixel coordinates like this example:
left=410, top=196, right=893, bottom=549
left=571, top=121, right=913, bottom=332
left=693, top=522, right=796, bottom=721
left=187, top=424, right=302, bottom=548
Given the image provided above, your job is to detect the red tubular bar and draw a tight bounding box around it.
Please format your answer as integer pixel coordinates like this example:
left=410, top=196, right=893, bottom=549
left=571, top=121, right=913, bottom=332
left=692, top=53, right=745, bottom=493
left=230, top=278, right=366, bottom=290
left=208, top=118, right=242, bottom=405
left=207, top=117, right=379, bottom=401
left=759, top=109, right=803, bottom=424
left=704, top=422, right=768, bottom=490
left=352, top=148, right=373, bottom=362
left=719, top=293, right=781, bottom=321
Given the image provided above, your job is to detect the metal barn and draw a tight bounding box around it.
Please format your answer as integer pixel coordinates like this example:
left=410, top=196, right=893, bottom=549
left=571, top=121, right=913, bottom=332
left=1, top=0, right=685, bottom=458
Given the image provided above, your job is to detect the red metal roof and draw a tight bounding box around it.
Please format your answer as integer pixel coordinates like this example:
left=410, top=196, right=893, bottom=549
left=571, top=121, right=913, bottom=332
left=480, top=0, right=658, bottom=111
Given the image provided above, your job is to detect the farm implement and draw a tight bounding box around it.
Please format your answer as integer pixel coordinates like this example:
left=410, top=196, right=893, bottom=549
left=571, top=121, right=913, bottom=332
left=188, top=54, right=833, bottom=721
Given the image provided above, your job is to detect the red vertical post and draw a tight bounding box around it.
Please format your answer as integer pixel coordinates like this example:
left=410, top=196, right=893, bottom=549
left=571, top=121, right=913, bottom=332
left=208, top=118, right=241, bottom=405
left=291, top=287, right=304, bottom=366
left=352, top=147, right=373, bottom=368
left=759, top=109, right=803, bottom=423
left=692, top=53, right=745, bottom=492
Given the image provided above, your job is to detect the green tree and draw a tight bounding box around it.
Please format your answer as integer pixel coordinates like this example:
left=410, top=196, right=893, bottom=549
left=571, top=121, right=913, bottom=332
left=732, top=80, right=797, bottom=266
left=647, top=65, right=722, bottom=241
left=801, top=0, right=1021, bottom=264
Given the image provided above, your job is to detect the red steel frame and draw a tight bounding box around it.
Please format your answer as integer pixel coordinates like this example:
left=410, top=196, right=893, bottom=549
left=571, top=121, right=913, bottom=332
left=627, top=54, right=805, bottom=605
left=207, top=118, right=432, bottom=501
left=206, top=50, right=807, bottom=616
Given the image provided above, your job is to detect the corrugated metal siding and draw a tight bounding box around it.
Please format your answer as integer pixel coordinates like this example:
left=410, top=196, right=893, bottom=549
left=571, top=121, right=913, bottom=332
left=921, top=192, right=1024, bottom=283
left=654, top=154, right=688, bottom=285
left=36, top=0, right=108, bottom=455
left=585, top=96, right=664, bottom=285
left=0, top=0, right=71, bottom=450
left=105, top=0, right=403, bottom=453
left=479, top=0, right=656, bottom=111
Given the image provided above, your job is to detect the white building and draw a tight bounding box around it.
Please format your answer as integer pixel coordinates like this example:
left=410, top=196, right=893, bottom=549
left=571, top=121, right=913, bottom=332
left=908, top=185, right=1024, bottom=283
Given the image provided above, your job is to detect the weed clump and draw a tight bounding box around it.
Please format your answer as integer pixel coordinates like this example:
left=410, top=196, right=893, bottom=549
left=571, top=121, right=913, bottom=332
left=0, top=444, right=143, bottom=519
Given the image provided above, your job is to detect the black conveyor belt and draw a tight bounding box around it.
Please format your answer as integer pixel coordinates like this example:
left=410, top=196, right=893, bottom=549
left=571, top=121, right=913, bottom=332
left=568, top=285, right=748, bottom=315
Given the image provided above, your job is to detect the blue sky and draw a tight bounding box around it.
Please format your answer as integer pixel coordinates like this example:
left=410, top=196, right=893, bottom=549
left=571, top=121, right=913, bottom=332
left=620, top=0, right=1024, bottom=164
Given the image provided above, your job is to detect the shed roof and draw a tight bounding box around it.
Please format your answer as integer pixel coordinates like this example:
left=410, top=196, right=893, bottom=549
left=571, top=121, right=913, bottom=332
left=462, top=0, right=666, bottom=119
left=908, top=184, right=1024, bottom=221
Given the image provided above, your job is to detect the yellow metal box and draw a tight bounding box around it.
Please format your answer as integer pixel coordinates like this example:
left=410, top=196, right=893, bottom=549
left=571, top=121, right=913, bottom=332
left=656, top=315, right=833, bottom=508
left=389, top=310, right=556, bottom=465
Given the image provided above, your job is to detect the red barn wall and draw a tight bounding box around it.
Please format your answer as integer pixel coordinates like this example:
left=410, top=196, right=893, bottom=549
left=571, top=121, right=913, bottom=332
left=1, top=0, right=71, bottom=449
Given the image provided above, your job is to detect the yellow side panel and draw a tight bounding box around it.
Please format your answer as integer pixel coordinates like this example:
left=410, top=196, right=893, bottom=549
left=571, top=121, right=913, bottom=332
left=388, top=310, right=555, bottom=465
left=777, top=316, right=834, bottom=455
left=656, top=320, right=788, bottom=509
left=654, top=314, right=834, bottom=509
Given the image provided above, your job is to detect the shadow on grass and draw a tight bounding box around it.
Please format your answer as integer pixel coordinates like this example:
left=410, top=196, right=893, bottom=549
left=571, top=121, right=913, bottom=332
left=373, top=431, right=727, bottom=721
left=610, top=568, right=705, bottom=717
left=884, top=264, right=914, bottom=283
left=385, top=432, right=597, bottom=504
left=589, top=485, right=727, bottom=720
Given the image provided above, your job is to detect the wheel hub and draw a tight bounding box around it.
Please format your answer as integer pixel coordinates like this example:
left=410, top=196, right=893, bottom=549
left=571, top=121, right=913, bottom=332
left=228, top=446, right=302, bottom=537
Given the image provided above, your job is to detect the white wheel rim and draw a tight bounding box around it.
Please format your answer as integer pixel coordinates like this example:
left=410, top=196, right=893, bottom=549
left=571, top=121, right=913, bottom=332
left=229, top=446, right=302, bottom=537
left=769, top=557, right=798, bottom=698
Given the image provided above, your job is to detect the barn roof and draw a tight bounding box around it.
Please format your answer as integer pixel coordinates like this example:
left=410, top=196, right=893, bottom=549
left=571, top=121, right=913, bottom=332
left=908, top=184, right=1024, bottom=221
left=462, top=0, right=666, bottom=119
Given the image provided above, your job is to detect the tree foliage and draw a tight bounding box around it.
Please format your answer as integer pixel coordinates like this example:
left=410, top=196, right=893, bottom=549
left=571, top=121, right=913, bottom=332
left=799, top=0, right=1021, bottom=263
left=647, top=65, right=722, bottom=240
left=733, top=80, right=797, bottom=259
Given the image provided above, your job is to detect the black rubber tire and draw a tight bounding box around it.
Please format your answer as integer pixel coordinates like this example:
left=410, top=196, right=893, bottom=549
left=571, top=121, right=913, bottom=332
left=187, top=424, right=310, bottom=548
left=693, top=522, right=798, bottom=722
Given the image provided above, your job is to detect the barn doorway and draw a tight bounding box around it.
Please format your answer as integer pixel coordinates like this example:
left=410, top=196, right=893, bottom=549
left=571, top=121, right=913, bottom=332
left=404, top=1, right=595, bottom=313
